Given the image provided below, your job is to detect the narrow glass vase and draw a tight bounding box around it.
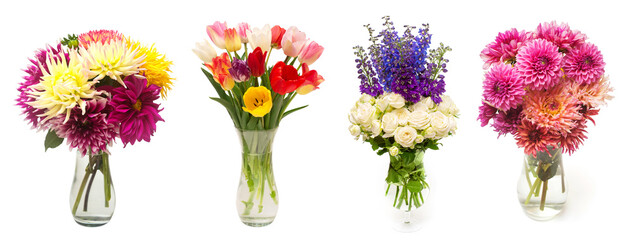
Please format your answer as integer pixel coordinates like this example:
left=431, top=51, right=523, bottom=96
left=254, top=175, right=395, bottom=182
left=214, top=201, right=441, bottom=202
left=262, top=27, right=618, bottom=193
left=69, top=151, right=115, bottom=226
left=517, top=146, right=567, bottom=221
left=235, top=128, right=279, bottom=227
left=384, top=150, right=429, bottom=232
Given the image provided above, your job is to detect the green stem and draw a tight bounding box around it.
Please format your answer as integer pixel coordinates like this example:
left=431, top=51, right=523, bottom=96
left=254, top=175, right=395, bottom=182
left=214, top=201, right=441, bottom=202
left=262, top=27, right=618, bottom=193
left=524, top=160, right=533, bottom=190
left=524, top=178, right=541, bottom=205
left=83, top=157, right=102, bottom=212
left=72, top=167, right=91, bottom=215
left=393, top=186, right=399, bottom=207
left=540, top=180, right=548, bottom=211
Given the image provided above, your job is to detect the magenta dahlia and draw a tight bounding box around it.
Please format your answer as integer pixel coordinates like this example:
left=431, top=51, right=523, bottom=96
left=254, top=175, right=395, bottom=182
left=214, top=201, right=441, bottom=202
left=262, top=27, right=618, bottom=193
left=54, top=98, right=117, bottom=156
left=477, top=102, right=498, bottom=127
left=563, top=43, right=605, bottom=85
left=483, top=64, right=525, bottom=111
left=515, top=119, right=559, bottom=157
left=480, top=28, right=532, bottom=69
left=515, top=39, right=563, bottom=90
left=108, top=75, right=163, bottom=146
left=534, top=21, right=586, bottom=53
left=491, top=106, right=523, bottom=137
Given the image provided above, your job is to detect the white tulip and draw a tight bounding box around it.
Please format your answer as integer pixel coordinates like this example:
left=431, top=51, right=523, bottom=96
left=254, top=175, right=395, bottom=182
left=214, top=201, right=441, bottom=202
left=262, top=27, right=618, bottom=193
left=247, top=24, right=272, bottom=52
left=192, top=40, right=217, bottom=63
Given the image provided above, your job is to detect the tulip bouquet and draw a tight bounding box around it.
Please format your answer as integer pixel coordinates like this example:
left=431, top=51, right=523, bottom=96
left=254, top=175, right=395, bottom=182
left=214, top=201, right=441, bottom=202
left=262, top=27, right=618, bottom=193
left=195, top=21, right=324, bottom=226
left=16, top=30, right=173, bottom=225
left=478, top=22, right=613, bottom=217
left=348, top=17, right=458, bottom=214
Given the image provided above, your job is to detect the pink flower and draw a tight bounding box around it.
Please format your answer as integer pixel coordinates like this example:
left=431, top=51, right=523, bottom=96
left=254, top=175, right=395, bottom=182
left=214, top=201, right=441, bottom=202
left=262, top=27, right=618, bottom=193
left=54, top=98, right=117, bottom=156
left=78, top=30, right=123, bottom=48
left=534, top=21, right=586, bottom=53
left=491, top=106, right=523, bottom=137
left=563, top=43, right=605, bottom=85
left=237, top=22, right=251, bottom=43
left=515, top=119, right=559, bottom=157
left=480, top=28, right=532, bottom=69
left=482, top=64, right=525, bottom=111
left=523, top=84, right=581, bottom=134
left=477, top=101, right=498, bottom=127
left=297, top=40, right=324, bottom=66
left=515, top=39, right=563, bottom=90
left=281, top=26, right=307, bottom=57
left=207, top=21, right=228, bottom=49
left=224, top=28, right=242, bottom=52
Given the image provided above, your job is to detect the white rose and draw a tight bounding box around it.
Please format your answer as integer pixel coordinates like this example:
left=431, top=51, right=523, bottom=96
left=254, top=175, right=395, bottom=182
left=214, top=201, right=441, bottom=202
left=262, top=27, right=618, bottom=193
left=381, top=112, right=398, bottom=137
left=392, top=108, right=410, bottom=126
left=424, top=127, right=436, bottom=139
left=438, top=95, right=460, bottom=116
left=430, top=112, right=450, bottom=138
left=415, top=134, right=424, bottom=143
left=408, top=110, right=431, bottom=130
left=359, top=93, right=375, bottom=104
left=389, top=146, right=400, bottom=156
left=385, top=92, right=405, bottom=109
left=448, top=116, right=458, bottom=134
left=349, top=102, right=375, bottom=128
left=394, top=126, right=417, bottom=148
left=349, top=125, right=361, bottom=137
left=375, top=96, right=389, bottom=112
left=410, top=100, right=429, bottom=112
left=370, top=120, right=382, bottom=137
left=423, top=97, right=437, bottom=111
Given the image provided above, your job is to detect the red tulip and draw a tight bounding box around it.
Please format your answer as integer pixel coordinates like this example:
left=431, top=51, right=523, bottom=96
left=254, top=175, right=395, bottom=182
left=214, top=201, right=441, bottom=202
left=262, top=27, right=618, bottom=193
left=247, top=47, right=267, bottom=77
left=296, top=63, right=324, bottom=95
left=270, top=61, right=305, bottom=95
left=270, top=25, right=286, bottom=50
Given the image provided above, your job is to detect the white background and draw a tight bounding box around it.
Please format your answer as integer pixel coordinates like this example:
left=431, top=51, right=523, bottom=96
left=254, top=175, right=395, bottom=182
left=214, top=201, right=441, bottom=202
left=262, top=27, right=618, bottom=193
left=0, top=0, right=631, bottom=239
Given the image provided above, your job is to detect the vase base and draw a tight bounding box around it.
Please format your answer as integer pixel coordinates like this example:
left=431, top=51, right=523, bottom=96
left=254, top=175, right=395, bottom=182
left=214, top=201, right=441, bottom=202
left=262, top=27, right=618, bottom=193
left=239, top=216, right=275, bottom=227
left=521, top=203, right=564, bottom=221
left=73, top=216, right=111, bottom=227
left=391, top=222, right=423, bottom=233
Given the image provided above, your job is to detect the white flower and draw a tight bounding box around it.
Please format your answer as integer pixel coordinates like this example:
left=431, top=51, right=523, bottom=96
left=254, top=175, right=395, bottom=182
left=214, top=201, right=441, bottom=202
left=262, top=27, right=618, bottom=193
left=370, top=120, right=382, bottom=137
left=79, top=40, right=145, bottom=87
left=424, top=127, right=436, bottom=139
left=385, top=92, right=406, bottom=109
left=247, top=24, right=272, bottom=52
left=349, top=125, right=361, bottom=138
left=430, top=112, right=450, bottom=138
left=392, top=108, right=410, bottom=126
left=410, top=100, right=429, bottom=112
left=359, top=93, right=375, bottom=104
left=448, top=116, right=458, bottom=134
left=415, top=134, right=424, bottom=143
left=423, top=97, right=437, bottom=111
left=389, top=146, right=400, bottom=156
left=375, top=96, right=389, bottom=112
left=381, top=112, right=398, bottom=137
left=394, top=126, right=417, bottom=148
left=408, top=110, right=431, bottom=130
left=438, top=95, right=459, bottom=116
left=192, top=39, right=217, bottom=63
left=349, top=102, right=375, bottom=128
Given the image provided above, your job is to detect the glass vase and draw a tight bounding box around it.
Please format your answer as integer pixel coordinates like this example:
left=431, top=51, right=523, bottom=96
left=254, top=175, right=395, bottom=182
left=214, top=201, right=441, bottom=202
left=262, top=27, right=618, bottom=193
left=69, top=151, right=115, bottom=226
left=517, top=146, right=567, bottom=221
left=384, top=150, right=429, bottom=232
left=235, top=128, right=279, bottom=227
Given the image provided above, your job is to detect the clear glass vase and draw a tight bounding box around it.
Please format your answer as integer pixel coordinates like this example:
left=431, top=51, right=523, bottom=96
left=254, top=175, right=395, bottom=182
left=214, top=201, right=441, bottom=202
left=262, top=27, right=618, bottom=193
left=235, top=128, right=278, bottom=227
left=384, top=150, right=429, bottom=232
left=69, top=151, right=115, bottom=226
left=517, top=146, right=567, bottom=221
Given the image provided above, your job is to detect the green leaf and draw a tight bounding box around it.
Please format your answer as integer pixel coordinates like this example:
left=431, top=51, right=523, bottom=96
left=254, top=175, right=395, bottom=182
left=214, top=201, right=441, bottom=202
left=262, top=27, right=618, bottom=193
left=376, top=148, right=389, bottom=156
left=386, top=168, right=403, bottom=185
left=44, top=129, right=63, bottom=151
left=406, top=181, right=423, bottom=193
left=201, top=68, right=230, bottom=101
left=209, top=97, right=239, bottom=127
left=267, top=95, right=284, bottom=128
left=281, top=105, right=308, bottom=120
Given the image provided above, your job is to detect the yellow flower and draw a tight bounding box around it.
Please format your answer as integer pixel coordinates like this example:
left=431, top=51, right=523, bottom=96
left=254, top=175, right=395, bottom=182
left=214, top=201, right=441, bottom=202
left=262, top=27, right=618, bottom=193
left=126, top=38, right=175, bottom=98
left=242, top=86, right=273, bottom=117
left=28, top=50, right=97, bottom=123
left=79, top=39, right=145, bottom=87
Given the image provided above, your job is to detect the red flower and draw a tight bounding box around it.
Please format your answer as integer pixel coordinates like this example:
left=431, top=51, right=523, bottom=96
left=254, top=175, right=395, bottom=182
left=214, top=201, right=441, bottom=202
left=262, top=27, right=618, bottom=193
left=271, top=25, right=286, bottom=49
left=247, top=47, right=267, bottom=77
left=270, top=61, right=305, bottom=95
left=296, top=63, right=324, bottom=95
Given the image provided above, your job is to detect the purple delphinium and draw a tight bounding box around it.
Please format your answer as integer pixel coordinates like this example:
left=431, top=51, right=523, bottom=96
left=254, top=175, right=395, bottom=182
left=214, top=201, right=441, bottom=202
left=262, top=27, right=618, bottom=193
left=228, top=59, right=251, bottom=82
left=354, top=46, right=383, bottom=97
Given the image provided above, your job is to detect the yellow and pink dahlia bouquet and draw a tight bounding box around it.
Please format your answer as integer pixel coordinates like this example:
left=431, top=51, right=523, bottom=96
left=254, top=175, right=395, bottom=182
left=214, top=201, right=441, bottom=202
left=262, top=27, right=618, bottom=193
left=17, top=30, right=174, bottom=154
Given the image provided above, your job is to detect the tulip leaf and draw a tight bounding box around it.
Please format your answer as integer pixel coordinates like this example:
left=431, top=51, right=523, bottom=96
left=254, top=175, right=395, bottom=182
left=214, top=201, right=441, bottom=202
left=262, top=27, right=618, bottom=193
left=281, top=105, right=308, bottom=120
left=209, top=97, right=239, bottom=127
left=201, top=68, right=230, bottom=102
left=44, top=129, right=63, bottom=151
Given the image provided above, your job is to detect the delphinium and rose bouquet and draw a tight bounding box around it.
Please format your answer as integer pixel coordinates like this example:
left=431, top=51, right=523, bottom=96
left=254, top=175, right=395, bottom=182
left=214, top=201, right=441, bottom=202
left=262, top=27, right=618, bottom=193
left=478, top=21, right=612, bottom=220
left=16, top=30, right=174, bottom=226
left=348, top=16, right=458, bottom=230
left=194, top=21, right=324, bottom=226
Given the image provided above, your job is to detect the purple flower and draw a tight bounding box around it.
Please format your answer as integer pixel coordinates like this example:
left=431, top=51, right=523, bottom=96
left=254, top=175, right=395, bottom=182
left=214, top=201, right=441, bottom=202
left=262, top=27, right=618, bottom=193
left=563, top=43, right=605, bottom=85
left=482, top=64, right=525, bottom=111
left=228, top=59, right=251, bottom=82
left=108, top=75, right=163, bottom=146
left=515, top=39, right=563, bottom=90
left=491, top=106, right=523, bottom=137
left=54, top=98, right=117, bottom=156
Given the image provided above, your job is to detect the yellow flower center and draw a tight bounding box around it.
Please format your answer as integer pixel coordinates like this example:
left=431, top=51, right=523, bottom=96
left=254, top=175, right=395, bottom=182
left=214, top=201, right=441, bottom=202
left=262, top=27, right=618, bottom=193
left=133, top=100, right=142, bottom=111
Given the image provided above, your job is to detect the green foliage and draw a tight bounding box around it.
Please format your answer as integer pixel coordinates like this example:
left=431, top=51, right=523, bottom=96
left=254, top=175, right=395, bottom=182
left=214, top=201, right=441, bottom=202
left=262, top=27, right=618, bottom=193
left=44, top=129, right=63, bottom=151
left=61, top=34, right=79, bottom=49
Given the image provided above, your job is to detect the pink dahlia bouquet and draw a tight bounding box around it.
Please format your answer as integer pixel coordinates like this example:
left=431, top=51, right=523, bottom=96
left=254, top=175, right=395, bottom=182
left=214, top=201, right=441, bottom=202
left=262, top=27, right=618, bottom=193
left=478, top=22, right=613, bottom=219
left=194, top=21, right=325, bottom=226
left=348, top=17, right=457, bottom=228
left=16, top=30, right=173, bottom=225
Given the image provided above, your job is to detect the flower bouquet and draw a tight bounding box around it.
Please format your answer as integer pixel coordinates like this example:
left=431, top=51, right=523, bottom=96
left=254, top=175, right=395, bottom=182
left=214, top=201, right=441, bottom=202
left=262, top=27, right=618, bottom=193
left=16, top=30, right=173, bottom=226
left=195, top=21, right=325, bottom=227
left=478, top=21, right=613, bottom=220
left=348, top=17, right=458, bottom=231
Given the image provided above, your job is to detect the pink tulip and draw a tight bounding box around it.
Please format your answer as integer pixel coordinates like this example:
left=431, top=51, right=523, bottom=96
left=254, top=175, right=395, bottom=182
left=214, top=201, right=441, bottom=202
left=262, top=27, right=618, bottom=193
left=298, top=40, right=324, bottom=66
left=281, top=26, right=306, bottom=57
left=237, top=22, right=251, bottom=43
left=206, top=21, right=228, bottom=49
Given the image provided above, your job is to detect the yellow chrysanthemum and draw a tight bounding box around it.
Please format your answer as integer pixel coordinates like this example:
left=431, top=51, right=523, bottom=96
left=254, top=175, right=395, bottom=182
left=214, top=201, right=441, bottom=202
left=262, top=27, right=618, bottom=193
left=126, top=38, right=174, bottom=98
left=79, top=39, right=146, bottom=87
left=28, top=51, right=97, bottom=123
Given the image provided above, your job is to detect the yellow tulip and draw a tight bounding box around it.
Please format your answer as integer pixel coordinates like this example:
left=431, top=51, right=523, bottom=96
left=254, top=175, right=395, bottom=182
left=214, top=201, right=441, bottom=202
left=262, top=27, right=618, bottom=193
left=242, top=86, right=273, bottom=117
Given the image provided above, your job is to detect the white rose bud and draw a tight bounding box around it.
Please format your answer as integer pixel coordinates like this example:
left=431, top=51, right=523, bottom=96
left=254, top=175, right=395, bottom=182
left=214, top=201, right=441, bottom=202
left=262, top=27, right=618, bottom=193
left=375, top=95, right=389, bottom=112
left=349, top=102, right=375, bottom=128
left=359, top=93, right=375, bottom=104
left=389, top=146, right=400, bottom=156
left=408, top=110, right=431, bottom=130
left=424, top=97, right=437, bottom=111
left=424, top=127, right=436, bottom=139
left=386, top=92, right=406, bottom=109
left=394, top=126, right=417, bottom=148
left=349, top=125, right=361, bottom=138
left=430, top=112, right=450, bottom=138
left=415, top=134, right=424, bottom=143
left=370, top=120, right=382, bottom=137
left=410, top=100, right=429, bottom=112
left=381, top=112, right=398, bottom=137
left=392, top=108, right=410, bottom=126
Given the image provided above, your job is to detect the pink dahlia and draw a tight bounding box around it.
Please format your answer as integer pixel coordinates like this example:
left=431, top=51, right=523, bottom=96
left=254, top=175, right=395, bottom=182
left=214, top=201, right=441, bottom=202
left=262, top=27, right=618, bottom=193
left=559, top=119, right=588, bottom=155
left=515, top=119, right=559, bottom=157
left=108, top=75, right=163, bottom=146
left=480, top=28, right=532, bottom=69
left=17, top=44, right=69, bottom=129
left=523, top=85, right=581, bottom=133
left=571, top=75, right=613, bottom=109
left=491, top=106, right=523, bottom=137
left=477, top=101, right=498, bottom=127
left=563, top=43, right=605, bottom=85
left=54, top=98, right=117, bottom=156
left=515, top=39, right=563, bottom=90
left=482, top=64, right=525, bottom=111
left=534, top=21, right=586, bottom=53
left=78, top=30, right=123, bottom=48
